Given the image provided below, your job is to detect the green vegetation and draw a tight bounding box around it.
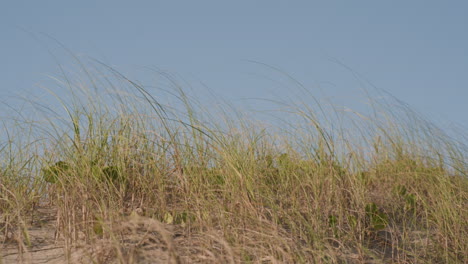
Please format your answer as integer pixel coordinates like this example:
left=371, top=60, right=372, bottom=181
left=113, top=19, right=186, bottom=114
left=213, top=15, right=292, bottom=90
left=1, top=63, right=466, bottom=263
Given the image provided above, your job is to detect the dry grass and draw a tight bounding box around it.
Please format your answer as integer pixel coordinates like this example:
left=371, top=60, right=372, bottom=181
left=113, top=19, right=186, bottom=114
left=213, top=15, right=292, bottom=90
left=1, top=62, right=466, bottom=263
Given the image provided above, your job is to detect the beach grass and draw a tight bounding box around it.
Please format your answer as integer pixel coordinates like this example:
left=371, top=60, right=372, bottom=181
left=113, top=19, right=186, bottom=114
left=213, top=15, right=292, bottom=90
left=1, top=62, right=466, bottom=263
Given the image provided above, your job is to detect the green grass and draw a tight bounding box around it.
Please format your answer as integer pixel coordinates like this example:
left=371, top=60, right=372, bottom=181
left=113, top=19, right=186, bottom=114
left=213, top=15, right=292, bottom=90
left=1, top=62, right=466, bottom=263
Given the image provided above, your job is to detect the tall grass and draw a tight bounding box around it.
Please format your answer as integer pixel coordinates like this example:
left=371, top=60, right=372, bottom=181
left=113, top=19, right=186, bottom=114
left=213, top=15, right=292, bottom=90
left=1, top=62, right=466, bottom=263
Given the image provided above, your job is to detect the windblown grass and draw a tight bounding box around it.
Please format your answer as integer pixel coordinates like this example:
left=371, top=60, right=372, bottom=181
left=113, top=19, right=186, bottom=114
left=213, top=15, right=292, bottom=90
left=1, top=62, right=466, bottom=263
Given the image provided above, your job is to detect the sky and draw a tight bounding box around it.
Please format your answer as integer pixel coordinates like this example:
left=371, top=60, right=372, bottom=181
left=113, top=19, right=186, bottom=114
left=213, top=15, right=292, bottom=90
left=1, top=1, right=467, bottom=132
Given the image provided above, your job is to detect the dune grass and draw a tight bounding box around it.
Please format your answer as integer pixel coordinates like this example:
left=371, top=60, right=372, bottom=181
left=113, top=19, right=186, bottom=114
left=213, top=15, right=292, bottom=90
left=1, top=63, right=466, bottom=263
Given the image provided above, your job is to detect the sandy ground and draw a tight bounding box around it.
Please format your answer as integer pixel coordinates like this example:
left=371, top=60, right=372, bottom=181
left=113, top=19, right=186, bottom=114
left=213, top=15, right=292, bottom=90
left=1, top=206, right=222, bottom=264
left=1, top=207, right=71, bottom=264
left=1, top=205, right=435, bottom=263
left=2, top=216, right=55, bottom=263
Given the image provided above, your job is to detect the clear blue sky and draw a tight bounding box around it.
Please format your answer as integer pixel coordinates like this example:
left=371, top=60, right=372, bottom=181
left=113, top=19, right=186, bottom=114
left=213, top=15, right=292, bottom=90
left=1, top=1, right=467, bottom=129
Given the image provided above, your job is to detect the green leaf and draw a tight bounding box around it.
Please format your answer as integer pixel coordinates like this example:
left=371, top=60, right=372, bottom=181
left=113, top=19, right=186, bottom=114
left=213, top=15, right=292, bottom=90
left=42, top=161, right=70, bottom=183
left=365, top=203, right=388, bottom=230
left=93, top=222, right=104, bottom=236
left=102, top=166, right=121, bottom=182
left=163, top=212, right=173, bottom=224
left=348, top=215, right=357, bottom=229
left=328, top=215, right=338, bottom=227
left=371, top=212, right=388, bottom=230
